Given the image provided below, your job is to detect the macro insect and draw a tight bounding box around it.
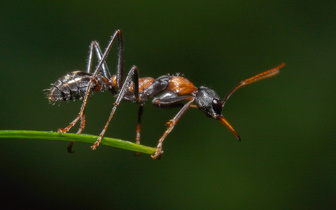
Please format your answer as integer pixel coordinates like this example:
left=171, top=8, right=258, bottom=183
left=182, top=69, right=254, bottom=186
left=47, top=29, right=285, bottom=159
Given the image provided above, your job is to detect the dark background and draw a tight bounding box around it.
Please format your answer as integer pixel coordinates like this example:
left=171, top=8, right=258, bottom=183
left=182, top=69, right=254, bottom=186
left=1, top=1, right=335, bottom=209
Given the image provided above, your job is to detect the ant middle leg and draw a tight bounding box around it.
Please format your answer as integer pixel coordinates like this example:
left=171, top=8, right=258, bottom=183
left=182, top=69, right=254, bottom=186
left=91, top=65, right=139, bottom=150
left=136, top=104, right=143, bottom=144
left=135, top=104, right=144, bottom=156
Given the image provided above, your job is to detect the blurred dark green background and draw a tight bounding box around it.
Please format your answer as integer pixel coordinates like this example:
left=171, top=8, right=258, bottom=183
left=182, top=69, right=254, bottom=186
left=1, top=1, right=335, bottom=209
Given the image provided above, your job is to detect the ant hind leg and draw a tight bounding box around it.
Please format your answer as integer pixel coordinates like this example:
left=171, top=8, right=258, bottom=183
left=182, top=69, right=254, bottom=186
left=58, top=30, right=124, bottom=135
left=67, top=110, right=86, bottom=153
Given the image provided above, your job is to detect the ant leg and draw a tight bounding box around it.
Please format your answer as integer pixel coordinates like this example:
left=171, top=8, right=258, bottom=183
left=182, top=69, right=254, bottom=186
left=67, top=110, right=86, bottom=153
left=90, top=41, right=111, bottom=79
left=131, top=66, right=143, bottom=156
left=67, top=141, right=75, bottom=153
left=136, top=105, right=143, bottom=145
left=91, top=65, right=139, bottom=150
left=86, top=41, right=95, bottom=73
left=57, top=44, right=95, bottom=134
left=62, top=43, right=98, bottom=136
left=77, top=110, right=86, bottom=134
left=58, top=30, right=124, bottom=134
left=152, top=96, right=195, bottom=159
left=90, top=30, right=124, bottom=81
left=152, top=91, right=192, bottom=108
left=135, top=104, right=144, bottom=156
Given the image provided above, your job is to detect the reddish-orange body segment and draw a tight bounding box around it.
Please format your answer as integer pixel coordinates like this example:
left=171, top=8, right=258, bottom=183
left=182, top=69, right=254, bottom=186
left=128, top=77, right=155, bottom=92
left=93, top=77, right=109, bottom=92
left=111, top=75, right=117, bottom=87
left=167, top=76, right=197, bottom=95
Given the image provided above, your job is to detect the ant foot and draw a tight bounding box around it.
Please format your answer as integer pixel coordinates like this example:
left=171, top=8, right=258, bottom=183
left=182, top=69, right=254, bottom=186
left=151, top=150, right=164, bottom=160
left=58, top=128, right=67, bottom=133
left=91, top=144, right=97, bottom=150
left=91, top=137, right=102, bottom=150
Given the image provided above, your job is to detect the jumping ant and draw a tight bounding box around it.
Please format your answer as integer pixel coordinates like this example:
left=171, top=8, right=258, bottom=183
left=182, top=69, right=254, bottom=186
left=47, top=29, right=285, bottom=159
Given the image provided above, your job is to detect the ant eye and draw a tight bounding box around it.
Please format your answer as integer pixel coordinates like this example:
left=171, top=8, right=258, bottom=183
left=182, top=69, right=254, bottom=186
left=212, top=98, right=222, bottom=114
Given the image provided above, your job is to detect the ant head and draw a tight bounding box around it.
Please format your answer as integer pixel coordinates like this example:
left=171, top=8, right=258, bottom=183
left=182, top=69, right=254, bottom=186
left=195, top=86, right=240, bottom=141
left=195, top=86, right=222, bottom=119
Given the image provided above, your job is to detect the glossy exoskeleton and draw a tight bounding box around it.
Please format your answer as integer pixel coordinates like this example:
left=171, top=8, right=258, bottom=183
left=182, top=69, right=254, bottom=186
left=47, top=29, right=285, bottom=159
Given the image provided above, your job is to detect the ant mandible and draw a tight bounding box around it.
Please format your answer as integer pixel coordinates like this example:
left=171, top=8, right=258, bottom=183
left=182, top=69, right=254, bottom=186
left=47, top=29, right=285, bottom=159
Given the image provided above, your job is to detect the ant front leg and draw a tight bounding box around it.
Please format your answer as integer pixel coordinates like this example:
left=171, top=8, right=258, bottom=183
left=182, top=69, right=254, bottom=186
left=151, top=93, right=195, bottom=159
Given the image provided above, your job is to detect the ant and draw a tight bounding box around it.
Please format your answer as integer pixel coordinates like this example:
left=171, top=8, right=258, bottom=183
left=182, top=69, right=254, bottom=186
left=47, top=29, right=285, bottom=159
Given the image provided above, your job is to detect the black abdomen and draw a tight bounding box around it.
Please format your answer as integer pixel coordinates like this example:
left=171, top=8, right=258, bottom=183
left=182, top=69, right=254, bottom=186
left=48, top=71, right=94, bottom=101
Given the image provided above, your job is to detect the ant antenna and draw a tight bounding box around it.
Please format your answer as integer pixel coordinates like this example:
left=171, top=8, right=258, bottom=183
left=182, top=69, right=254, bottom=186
left=222, top=63, right=285, bottom=108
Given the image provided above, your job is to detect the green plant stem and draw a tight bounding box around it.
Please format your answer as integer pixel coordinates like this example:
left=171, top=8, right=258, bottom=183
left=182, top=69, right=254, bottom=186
left=0, top=130, right=156, bottom=155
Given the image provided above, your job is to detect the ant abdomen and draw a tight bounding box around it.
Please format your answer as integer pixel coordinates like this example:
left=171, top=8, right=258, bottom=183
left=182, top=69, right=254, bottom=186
left=48, top=71, right=110, bottom=102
